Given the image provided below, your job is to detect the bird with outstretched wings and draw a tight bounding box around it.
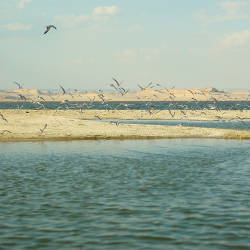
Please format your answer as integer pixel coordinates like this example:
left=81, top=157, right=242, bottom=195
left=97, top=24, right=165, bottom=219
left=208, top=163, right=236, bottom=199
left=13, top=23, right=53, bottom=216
left=44, top=25, right=57, bottom=35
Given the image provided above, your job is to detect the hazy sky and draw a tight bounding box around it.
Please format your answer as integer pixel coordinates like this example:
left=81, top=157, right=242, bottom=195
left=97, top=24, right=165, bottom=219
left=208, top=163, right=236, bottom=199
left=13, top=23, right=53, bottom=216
left=1, top=0, right=250, bottom=91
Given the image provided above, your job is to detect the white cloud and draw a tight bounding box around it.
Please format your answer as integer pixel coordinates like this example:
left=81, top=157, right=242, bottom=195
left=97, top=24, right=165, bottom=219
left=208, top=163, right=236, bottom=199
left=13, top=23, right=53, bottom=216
left=18, top=0, right=32, bottom=9
left=2, top=22, right=32, bottom=31
left=217, top=30, right=250, bottom=48
left=55, top=14, right=90, bottom=28
left=195, top=1, right=250, bottom=23
left=120, top=49, right=138, bottom=57
left=218, top=1, right=247, bottom=15
left=128, top=24, right=143, bottom=32
left=92, top=6, right=120, bottom=18
left=139, top=48, right=160, bottom=56
left=72, top=58, right=84, bottom=65
left=118, top=47, right=161, bottom=61
left=55, top=6, right=120, bottom=28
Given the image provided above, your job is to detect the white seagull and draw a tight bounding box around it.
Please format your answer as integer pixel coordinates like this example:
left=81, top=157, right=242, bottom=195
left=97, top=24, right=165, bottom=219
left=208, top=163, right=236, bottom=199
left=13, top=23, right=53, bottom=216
left=14, top=81, right=23, bottom=89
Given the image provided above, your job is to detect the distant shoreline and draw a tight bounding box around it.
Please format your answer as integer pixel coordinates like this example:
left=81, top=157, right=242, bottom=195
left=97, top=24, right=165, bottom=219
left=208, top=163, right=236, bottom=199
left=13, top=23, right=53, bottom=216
left=1, top=88, right=250, bottom=102
left=1, top=98, right=250, bottom=103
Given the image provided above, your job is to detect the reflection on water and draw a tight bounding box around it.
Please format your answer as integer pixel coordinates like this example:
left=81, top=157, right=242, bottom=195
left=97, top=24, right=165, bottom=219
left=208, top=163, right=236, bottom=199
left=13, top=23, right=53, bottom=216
left=0, top=139, right=250, bottom=249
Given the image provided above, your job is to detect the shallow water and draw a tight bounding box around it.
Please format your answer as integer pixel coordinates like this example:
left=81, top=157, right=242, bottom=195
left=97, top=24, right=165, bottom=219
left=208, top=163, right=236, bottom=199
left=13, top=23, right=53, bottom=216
left=100, top=119, right=250, bottom=130
left=0, top=139, right=250, bottom=249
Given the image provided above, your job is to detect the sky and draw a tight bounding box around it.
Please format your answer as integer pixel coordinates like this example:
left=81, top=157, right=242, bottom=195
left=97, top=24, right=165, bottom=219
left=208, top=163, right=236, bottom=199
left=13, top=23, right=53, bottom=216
left=1, top=0, right=250, bottom=91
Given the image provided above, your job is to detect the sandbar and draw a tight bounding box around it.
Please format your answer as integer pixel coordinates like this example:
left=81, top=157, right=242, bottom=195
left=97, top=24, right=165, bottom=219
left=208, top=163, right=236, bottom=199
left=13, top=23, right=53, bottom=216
left=0, top=110, right=250, bottom=141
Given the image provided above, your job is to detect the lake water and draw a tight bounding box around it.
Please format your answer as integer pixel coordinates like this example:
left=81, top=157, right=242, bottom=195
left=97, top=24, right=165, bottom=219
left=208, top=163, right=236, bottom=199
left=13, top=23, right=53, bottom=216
left=0, top=139, right=250, bottom=249
left=99, top=119, right=250, bottom=130
left=1, top=101, right=250, bottom=110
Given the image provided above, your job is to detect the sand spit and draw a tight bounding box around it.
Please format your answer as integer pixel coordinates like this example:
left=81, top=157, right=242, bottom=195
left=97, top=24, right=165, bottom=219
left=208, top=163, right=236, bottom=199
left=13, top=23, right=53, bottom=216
left=0, top=110, right=250, bottom=141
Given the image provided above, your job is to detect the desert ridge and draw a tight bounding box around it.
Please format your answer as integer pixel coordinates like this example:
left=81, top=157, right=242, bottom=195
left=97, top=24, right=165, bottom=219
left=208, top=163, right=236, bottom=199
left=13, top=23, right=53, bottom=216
left=0, top=87, right=250, bottom=102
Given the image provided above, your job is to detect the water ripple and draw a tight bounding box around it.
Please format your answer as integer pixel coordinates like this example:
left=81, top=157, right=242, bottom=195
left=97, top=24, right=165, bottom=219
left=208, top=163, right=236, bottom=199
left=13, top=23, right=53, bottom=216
left=0, top=139, right=250, bottom=249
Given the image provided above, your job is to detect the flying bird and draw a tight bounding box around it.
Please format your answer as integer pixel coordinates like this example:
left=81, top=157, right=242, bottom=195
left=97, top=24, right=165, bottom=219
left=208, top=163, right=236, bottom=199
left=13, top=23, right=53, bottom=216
left=110, top=83, right=119, bottom=91
left=112, top=78, right=121, bottom=87
left=95, top=115, right=102, bottom=120
left=40, top=124, right=48, bottom=133
left=0, top=112, right=8, bottom=123
left=38, top=96, right=46, bottom=102
left=18, top=94, right=27, bottom=101
left=0, top=130, right=12, bottom=135
left=59, top=85, right=66, bottom=95
left=187, top=89, right=195, bottom=96
left=137, top=82, right=153, bottom=91
left=168, top=108, right=175, bottom=118
left=43, top=25, right=57, bottom=35
left=110, top=121, right=120, bottom=126
left=14, top=81, right=22, bottom=89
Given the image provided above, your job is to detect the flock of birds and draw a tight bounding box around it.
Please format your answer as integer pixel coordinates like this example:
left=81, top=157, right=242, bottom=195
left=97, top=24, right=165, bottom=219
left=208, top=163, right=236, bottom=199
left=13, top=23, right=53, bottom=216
left=1, top=76, right=250, bottom=135
left=0, top=24, right=250, bottom=135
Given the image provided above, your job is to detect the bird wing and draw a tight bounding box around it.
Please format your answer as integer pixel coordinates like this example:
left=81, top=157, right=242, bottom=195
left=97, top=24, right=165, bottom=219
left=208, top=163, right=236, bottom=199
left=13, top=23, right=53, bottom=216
left=43, top=28, right=49, bottom=35
left=137, top=84, right=144, bottom=90
left=14, top=81, right=21, bottom=89
left=40, top=124, right=47, bottom=133
left=110, top=84, right=118, bottom=91
left=59, top=85, right=66, bottom=94
left=39, top=96, right=46, bottom=101
left=18, top=94, right=27, bottom=101
left=112, top=78, right=120, bottom=87
left=0, top=113, right=8, bottom=122
left=51, top=25, right=57, bottom=29
left=145, top=82, right=153, bottom=88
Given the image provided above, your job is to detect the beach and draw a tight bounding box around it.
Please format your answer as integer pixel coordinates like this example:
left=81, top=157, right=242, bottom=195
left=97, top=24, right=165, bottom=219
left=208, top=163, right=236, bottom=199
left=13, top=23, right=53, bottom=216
left=1, top=88, right=250, bottom=141
left=1, top=109, right=250, bottom=141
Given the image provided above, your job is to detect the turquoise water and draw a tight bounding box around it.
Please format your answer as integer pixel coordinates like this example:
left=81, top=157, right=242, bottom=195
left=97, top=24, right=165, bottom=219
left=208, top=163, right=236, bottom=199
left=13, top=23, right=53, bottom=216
left=99, top=119, right=250, bottom=130
left=0, top=139, right=250, bottom=249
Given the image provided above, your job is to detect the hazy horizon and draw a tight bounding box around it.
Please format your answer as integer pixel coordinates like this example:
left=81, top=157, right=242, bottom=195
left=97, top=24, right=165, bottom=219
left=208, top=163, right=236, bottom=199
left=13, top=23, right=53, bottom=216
left=1, top=86, right=250, bottom=93
left=1, top=0, right=250, bottom=91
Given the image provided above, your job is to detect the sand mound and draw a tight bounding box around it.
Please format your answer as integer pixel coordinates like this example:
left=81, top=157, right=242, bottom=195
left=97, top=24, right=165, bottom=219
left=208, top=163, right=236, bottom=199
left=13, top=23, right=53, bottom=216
left=12, top=88, right=41, bottom=95
left=137, top=89, right=160, bottom=95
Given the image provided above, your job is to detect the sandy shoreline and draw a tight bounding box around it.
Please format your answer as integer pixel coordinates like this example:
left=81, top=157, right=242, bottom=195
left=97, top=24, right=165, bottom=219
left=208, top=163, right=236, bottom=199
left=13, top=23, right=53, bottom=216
left=0, top=109, right=250, bottom=141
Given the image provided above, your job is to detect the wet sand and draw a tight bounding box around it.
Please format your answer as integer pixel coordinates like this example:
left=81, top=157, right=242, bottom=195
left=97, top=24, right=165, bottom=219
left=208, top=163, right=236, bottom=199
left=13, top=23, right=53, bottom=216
left=0, top=110, right=250, bottom=141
